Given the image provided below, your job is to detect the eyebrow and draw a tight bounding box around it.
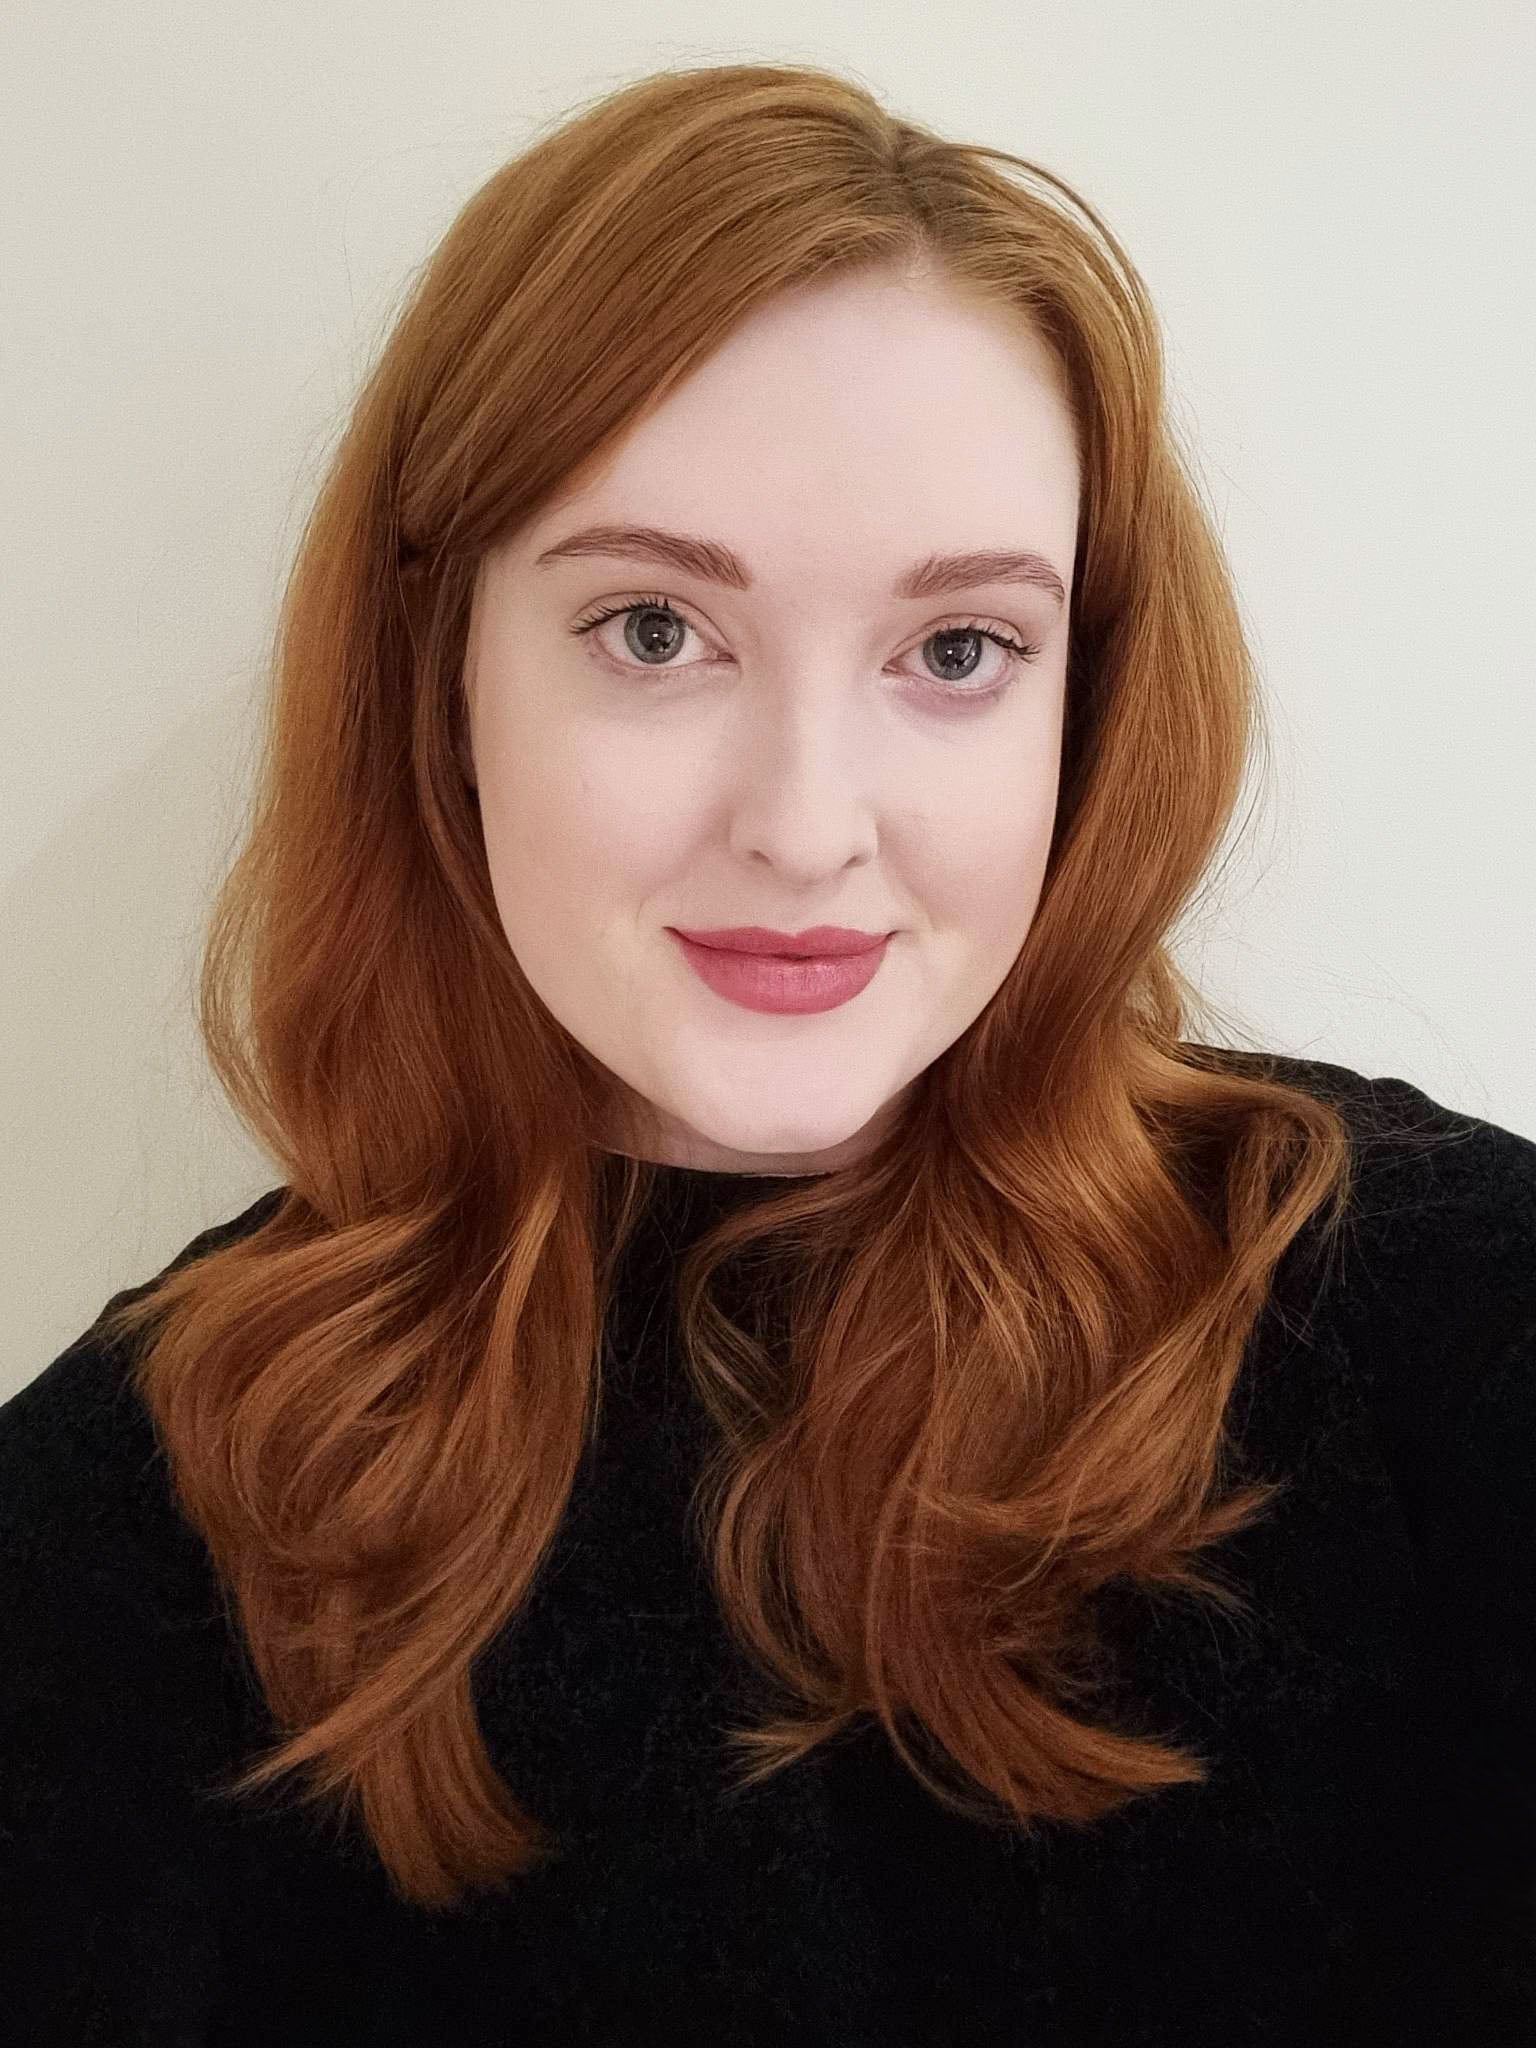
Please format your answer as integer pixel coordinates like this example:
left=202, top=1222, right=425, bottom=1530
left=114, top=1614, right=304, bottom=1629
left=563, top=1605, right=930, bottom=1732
left=533, top=523, right=1068, bottom=610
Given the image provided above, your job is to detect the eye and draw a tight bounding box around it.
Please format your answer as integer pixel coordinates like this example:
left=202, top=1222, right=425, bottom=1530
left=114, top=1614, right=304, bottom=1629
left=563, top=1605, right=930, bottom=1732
left=569, top=593, right=1043, bottom=698
left=572, top=594, right=708, bottom=669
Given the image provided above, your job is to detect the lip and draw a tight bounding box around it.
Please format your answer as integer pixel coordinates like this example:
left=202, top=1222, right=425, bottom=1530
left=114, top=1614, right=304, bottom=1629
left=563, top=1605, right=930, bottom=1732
left=671, top=925, right=889, bottom=958
left=668, top=928, right=893, bottom=1014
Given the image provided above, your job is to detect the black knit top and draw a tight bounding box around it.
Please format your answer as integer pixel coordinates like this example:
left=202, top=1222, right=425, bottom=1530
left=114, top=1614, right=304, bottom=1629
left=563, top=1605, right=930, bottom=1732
left=2, top=1052, right=1533, bottom=2045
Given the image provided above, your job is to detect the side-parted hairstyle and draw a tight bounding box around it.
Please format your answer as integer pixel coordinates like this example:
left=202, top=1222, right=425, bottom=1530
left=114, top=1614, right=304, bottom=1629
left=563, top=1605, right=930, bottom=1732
left=98, top=60, right=1354, bottom=1911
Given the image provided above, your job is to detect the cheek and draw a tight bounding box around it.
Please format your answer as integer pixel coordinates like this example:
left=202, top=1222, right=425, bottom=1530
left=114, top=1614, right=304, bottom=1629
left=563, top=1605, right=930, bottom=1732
left=930, top=760, right=1059, bottom=920
left=948, top=843, right=1051, bottom=952
left=478, top=726, right=675, bottom=930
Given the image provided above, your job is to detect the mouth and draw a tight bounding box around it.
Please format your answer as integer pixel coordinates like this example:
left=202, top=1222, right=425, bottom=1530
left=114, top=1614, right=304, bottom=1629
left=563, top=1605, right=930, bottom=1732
left=669, top=925, right=891, bottom=959
left=668, top=929, right=893, bottom=1015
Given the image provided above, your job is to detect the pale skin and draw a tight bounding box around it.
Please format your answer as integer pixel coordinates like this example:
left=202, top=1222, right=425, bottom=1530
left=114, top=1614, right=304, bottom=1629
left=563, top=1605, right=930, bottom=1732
left=462, top=260, right=1080, bottom=1175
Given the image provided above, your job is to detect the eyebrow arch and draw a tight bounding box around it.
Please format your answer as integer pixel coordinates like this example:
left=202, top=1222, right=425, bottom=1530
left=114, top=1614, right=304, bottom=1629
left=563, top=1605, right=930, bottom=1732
left=533, top=523, right=1068, bottom=610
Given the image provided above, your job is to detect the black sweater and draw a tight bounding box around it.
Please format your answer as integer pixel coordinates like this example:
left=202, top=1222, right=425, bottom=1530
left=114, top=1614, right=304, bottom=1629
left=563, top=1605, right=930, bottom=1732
left=3, top=1052, right=1534, bottom=2046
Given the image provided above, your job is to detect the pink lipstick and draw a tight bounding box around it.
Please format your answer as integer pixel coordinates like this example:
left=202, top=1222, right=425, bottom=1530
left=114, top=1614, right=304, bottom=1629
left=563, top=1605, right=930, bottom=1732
left=668, top=925, right=892, bottom=1014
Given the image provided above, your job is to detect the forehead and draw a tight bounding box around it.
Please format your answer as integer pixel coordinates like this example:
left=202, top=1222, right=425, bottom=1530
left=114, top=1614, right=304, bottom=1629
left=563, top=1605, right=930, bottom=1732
left=596, top=271, right=1073, bottom=476
left=521, top=281, right=1079, bottom=601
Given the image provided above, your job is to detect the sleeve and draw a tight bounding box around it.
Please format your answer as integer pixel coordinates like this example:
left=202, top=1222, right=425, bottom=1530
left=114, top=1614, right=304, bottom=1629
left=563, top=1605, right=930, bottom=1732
left=1409, top=1309, right=1536, bottom=1763
left=0, top=1191, right=286, bottom=2042
left=0, top=1532, right=233, bottom=2045
left=0, top=1397, right=229, bottom=2042
left=1335, top=1075, right=1536, bottom=1876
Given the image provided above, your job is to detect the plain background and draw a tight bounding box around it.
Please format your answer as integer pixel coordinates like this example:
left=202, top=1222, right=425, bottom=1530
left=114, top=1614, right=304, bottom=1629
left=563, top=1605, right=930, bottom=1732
left=4, top=2, right=1532, bottom=1398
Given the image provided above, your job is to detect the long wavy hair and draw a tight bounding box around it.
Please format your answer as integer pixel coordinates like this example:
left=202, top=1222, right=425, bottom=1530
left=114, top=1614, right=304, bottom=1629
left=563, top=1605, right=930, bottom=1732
left=98, top=59, right=1355, bottom=1912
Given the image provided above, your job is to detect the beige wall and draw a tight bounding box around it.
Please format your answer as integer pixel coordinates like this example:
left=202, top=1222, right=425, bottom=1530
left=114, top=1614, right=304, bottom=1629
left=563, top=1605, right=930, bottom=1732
left=5, top=1, right=1533, bottom=1394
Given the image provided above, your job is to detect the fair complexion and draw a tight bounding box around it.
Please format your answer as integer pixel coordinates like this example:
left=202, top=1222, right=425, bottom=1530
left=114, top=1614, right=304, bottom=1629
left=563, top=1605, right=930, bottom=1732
left=462, top=262, right=1079, bottom=1175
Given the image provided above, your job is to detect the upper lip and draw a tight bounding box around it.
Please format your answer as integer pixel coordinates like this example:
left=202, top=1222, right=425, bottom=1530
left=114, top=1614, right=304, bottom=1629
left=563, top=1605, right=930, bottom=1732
left=672, top=925, right=891, bottom=957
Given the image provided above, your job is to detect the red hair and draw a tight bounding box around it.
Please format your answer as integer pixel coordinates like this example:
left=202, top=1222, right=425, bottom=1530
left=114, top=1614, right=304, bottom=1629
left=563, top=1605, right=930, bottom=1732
left=99, top=60, right=1354, bottom=1911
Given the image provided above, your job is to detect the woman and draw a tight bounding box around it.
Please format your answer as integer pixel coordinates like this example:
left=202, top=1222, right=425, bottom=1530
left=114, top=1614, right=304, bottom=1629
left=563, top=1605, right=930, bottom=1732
left=3, top=59, right=1532, bottom=2046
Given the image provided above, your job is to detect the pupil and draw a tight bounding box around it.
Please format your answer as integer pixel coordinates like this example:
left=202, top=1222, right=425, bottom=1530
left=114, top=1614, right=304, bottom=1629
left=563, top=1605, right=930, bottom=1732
left=931, top=629, right=980, bottom=679
left=628, top=607, right=682, bottom=662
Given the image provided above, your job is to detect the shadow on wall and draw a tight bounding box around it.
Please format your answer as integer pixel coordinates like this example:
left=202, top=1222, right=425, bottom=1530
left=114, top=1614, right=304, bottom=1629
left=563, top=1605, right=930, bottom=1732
left=2, top=675, right=272, bottom=1401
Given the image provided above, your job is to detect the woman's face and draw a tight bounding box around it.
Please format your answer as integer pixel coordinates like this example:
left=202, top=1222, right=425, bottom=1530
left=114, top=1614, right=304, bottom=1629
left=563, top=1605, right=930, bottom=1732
left=463, top=263, right=1080, bottom=1174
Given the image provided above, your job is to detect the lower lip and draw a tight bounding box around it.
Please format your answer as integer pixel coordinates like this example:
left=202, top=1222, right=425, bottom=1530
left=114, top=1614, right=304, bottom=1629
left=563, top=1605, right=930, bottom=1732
left=669, top=932, right=891, bottom=1013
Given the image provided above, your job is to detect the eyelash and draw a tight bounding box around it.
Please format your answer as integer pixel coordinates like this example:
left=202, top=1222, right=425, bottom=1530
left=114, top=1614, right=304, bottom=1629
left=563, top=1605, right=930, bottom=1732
left=568, top=591, right=1043, bottom=700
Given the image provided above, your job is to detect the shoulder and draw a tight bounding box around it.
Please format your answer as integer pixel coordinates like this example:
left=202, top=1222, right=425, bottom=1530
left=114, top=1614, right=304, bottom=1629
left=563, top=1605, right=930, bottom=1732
left=0, top=1187, right=287, bottom=1637
left=1192, top=1045, right=1536, bottom=1537
left=1203, top=1045, right=1536, bottom=1347
left=0, top=1187, right=286, bottom=2008
left=1222, top=1050, right=1536, bottom=1696
left=1231, top=1045, right=1535, bottom=1417
left=0, top=1185, right=285, bottom=2037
